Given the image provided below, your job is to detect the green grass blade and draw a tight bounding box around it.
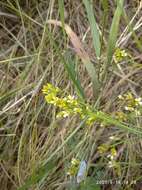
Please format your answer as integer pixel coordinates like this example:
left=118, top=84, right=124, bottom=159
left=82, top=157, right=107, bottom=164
left=58, top=0, right=66, bottom=38
left=64, top=52, right=85, bottom=100
left=65, top=60, right=85, bottom=100
left=45, top=26, right=86, bottom=100
left=83, top=59, right=100, bottom=98
left=96, top=111, right=142, bottom=137
left=83, top=0, right=101, bottom=58
left=107, top=0, right=124, bottom=65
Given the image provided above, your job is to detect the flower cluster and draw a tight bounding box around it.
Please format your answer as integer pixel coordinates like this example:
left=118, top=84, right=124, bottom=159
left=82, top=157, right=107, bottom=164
left=98, top=144, right=109, bottom=154
left=43, top=83, right=79, bottom=117
left=117, top=92, right=142, bottom=119
left=98, top=144, right=120, bottom=173
left=114, top=48, right=128, bottom=63
left=107, top=147, right=117, bottom=164
left=115, top=111, right=127, bottom=122
left=67, top=158, right=80, bottom=176
left=42, top=83, right=97, bottom=124
left=107, top=147, right=121, bottom=176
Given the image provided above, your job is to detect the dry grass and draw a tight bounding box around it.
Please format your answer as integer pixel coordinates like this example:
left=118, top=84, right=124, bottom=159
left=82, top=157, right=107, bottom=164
left=0, top=1, right=142, bottom=190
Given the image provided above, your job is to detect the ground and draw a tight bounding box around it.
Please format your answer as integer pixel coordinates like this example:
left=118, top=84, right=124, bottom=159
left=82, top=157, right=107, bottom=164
left=0, top=1, right=142, bottom=190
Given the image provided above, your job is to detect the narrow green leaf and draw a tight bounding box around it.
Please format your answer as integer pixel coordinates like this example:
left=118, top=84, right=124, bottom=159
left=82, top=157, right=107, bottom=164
left=45, top=27, right=86, bottom=100
left=107, top=0, right=124, bottom=65
left=58, top=0, right=66, bottom=38
left=83, top=0, right=101, bottom=58
left=64, top=52, right=85, bottom=100
left=83, top=59, right=100, bottom=98
left=96, top=111, right=142, bottom=137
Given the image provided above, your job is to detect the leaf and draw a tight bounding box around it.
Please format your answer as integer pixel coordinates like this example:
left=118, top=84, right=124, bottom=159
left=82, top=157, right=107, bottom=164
left=96, top=111, right=142, bottom=137
left=58, top=0, right=66, bottom=38
left=83, top=0, right=101, bottom=58
left=47, top=20, right=100, bottom=97
left=64, top=52, right=85, bottom=100
left=107, top=0, right=124, bottom=65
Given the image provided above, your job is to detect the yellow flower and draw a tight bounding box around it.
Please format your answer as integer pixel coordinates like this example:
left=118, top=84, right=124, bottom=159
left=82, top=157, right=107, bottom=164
left=124, top=106, right=134, bottom=112
left=67, top=158, right=80, bottom=176
left=57, top=111, right=70, bottom=118
left=135, top=110, right=141, bottom=116
left=115, top=111, right=127, bottom=121
left=118, top=94, right=124, bottom=100
left=114, top=48, right=128, bottom=63
left=134, top=98, right=142, bottom=106
left=71, top=158, right=80, bottom=166
left=111, top=147, right=117, bottom=157
left=42, top=83, right=106, bottom=126
left=98, top=144, right=109, bottom=154
left=108, top=160, right=116, bottom=168
left=67, top=167, right=78, bottom=176
left=42, top=83, right=60, bottom=95
left=86, top=116, right=96, bottom=125
left=73, top=107, right=82, bottom=114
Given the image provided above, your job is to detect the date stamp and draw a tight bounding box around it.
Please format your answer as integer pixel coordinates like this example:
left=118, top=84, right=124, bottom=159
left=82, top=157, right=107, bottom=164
left=96, top=179, right=137, bottom=185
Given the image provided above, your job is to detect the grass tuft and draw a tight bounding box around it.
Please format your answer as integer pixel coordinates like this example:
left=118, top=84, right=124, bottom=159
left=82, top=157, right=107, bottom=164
left=0, top=1, right=142, bottom=190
